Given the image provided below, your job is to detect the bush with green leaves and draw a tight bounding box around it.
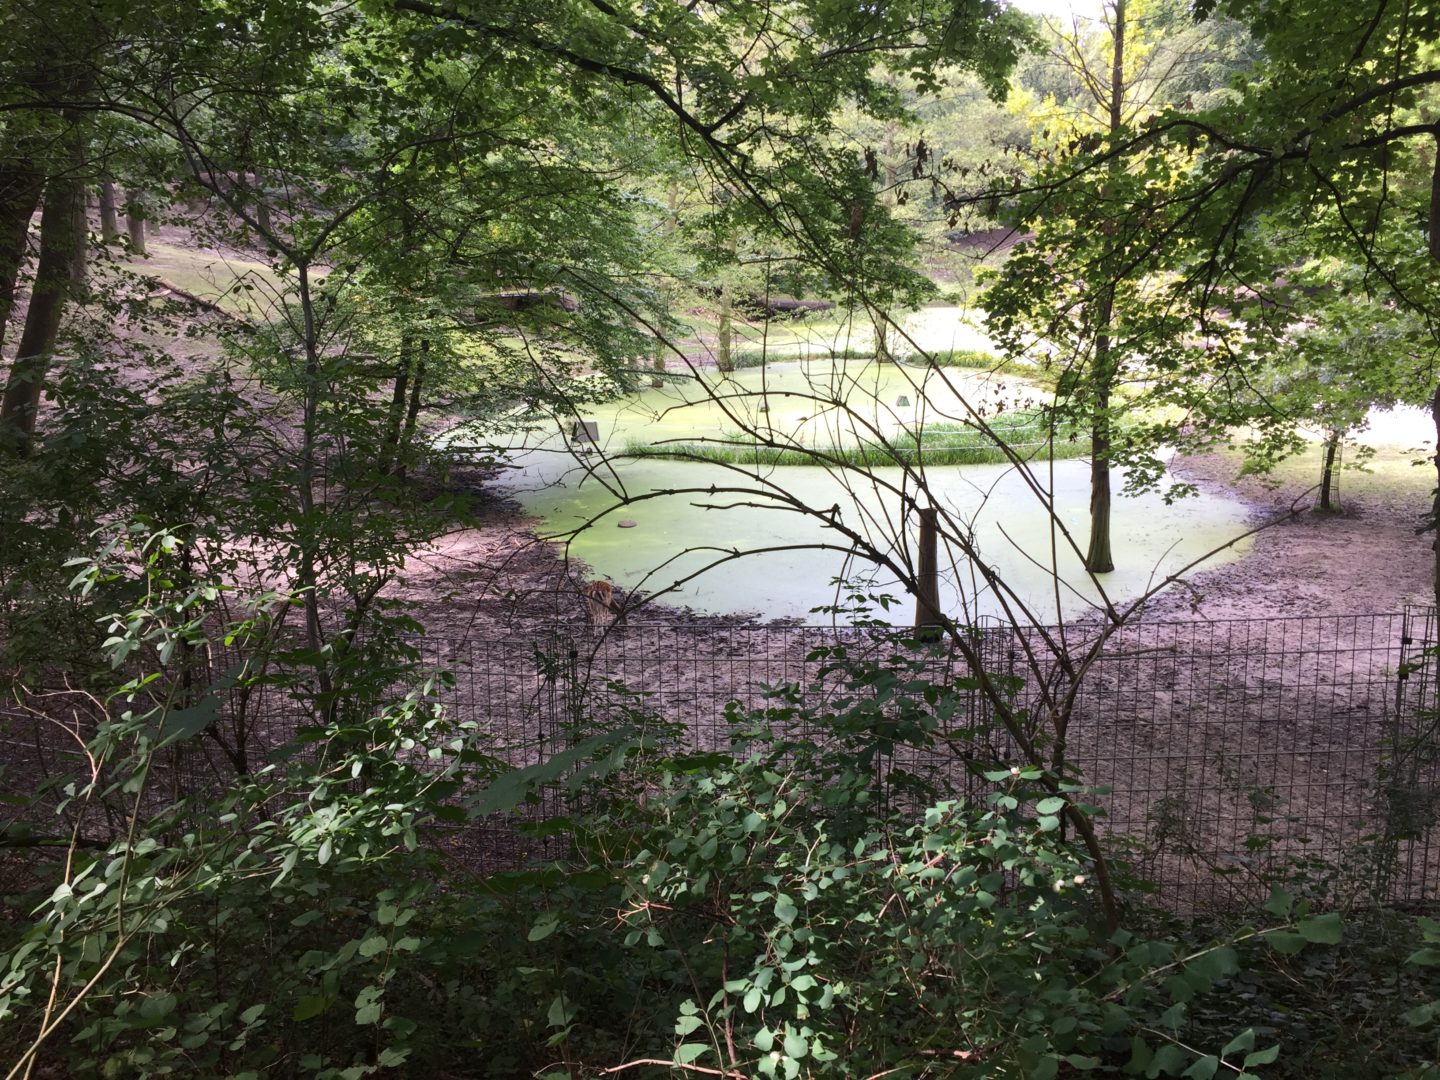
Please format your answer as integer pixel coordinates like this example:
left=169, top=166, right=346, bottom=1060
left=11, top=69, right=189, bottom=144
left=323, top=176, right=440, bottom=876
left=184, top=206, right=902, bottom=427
left=5, top=545, right=1438, bottom=1078
left=0, top=527, right=496, bottom=1079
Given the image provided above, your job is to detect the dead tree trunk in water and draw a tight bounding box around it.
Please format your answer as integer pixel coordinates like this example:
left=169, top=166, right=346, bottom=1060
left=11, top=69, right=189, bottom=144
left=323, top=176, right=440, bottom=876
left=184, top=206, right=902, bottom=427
left=914, top=506, right=943, bottom=637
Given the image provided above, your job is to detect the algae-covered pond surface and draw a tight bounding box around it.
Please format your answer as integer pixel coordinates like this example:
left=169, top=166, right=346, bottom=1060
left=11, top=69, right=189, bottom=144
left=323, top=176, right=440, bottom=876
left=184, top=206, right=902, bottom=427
left=449, top=360, right=1254, bottom=623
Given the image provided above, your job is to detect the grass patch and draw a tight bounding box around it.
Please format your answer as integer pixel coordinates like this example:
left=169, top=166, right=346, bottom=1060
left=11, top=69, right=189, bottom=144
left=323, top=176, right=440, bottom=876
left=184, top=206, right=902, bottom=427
left=723, top=346, right=1057, bottom=387
left=622, top=411, right=1091, bottom=467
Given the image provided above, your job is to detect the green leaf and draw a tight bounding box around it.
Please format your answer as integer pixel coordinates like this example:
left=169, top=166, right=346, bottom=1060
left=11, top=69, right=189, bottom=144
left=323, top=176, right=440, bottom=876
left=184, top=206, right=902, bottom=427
left=774, top=894, right=798, bottom=926
left=1149, top=1044, right=1187, bottom=1076
left=1296, top=912, right=1342, bottom=945
left=1263, top=888, right=1294, bottom=918
left=1185, top=946, right=1238, bottom=984
left=358, top=935, right=388, bottom=958
left=1221, top=1029, right=1255, bottom=1058
left=783, top=1029, right=808, bottom=1059
left=676, top=1014, right=704, bottom=1036
left=1265, top=931, right=1306, bottom=955
left=1183, top=1056, right=1218, bottom=1079
left=292, top=996, right=328, bottom=1022
left=1242, top=1046, right=1280, bottom=1068
left=155, top=696, right=221, bottom=745
left=1036, top=796, right=1066, bottom=814
left=676, top=1043, right=710, bottom=1065
left=529, top=912, right=559, bottom=941
left=547, top=994, right=573, bottom=1028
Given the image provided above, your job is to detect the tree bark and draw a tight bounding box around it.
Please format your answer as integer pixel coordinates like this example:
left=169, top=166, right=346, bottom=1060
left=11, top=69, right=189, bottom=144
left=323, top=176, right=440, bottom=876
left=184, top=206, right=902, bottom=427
left=1432, top=382, right=1440, bottom=617
left=717, top=280, right=734, bottom=373
left=0, top=164, right=84, bottom=455
left=124, top=190, right=146, bottom=256
left=1319, top=428, right=1341, bottom=512
left=71, top=179, right=88, bottom=289
left=397, top=339, right=428, bottom=483
left=873, top=311, right=892, bottom=362
left=0, top=162, right=42, bottom=360
left=1084, top=0, right=1125, bottom=575
left=98, top=178, right=119, bottom=244
left=381, top=330, right=415, bottom=476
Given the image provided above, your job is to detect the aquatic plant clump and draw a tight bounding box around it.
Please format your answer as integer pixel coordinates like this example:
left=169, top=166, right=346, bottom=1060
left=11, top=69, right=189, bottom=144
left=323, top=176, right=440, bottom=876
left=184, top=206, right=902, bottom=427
left=621, top=411, right=1090, bottom=467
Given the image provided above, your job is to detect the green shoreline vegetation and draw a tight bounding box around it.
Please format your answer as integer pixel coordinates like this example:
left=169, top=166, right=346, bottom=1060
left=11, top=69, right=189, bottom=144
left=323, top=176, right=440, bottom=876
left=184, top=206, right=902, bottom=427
left=621, top=411, right=1090, bottom=467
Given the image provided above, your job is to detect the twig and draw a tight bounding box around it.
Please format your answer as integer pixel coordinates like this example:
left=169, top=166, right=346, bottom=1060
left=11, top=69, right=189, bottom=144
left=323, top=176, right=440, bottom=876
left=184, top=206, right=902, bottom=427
left=599, top=1059, right=747, bottom=1078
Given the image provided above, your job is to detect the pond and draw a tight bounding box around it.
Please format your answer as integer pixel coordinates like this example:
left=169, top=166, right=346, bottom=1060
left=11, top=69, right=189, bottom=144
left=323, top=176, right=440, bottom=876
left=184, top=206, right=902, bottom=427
left=449, top=357, right=1255, bottom=625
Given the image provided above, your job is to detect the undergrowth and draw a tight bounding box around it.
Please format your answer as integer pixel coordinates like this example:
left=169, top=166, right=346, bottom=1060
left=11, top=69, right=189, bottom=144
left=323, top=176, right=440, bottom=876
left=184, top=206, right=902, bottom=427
left=1, top=538, right=1437, bottom=1078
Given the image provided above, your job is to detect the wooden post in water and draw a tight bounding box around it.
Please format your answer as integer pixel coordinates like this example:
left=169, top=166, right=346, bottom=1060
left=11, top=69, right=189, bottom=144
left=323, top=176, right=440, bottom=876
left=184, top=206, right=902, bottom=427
left=915, top=506, right=943, bottom=639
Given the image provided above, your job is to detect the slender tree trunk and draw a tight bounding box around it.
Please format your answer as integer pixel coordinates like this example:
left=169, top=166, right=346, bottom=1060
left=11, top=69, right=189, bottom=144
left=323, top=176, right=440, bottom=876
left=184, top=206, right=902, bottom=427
left=293, top=262, right=335, bottom=721
left=124, top=190, right=146, bottom=256
left=717, top=280, right=734, bottom=373
left=873, top=312, right=892, bottom=362
left=381, top=330, right=414, bottom=476
left=396, top=340, right=428, bottom=483
left=1085, top=334, right=1115, bottom=573
left=401, top=340, right=427, bottom=440
left=914, top=506, right=942, bottom=635
left=0, top=162, right=84, bottom=455
left=98, top=178, right=119, bottom=244
left=253, top=170, right=273, bottom=237
left=1084, top=0, right=1126, bottom=575
left=1422, top=136, right=1440, bottom=609
left=1431, top=382, right=1440, bottom=616
left=71, top=181, right=88, bottom=290
left=1319, top=428, right=1341, bottom=512
left=0, top=162, right=42, bottom=359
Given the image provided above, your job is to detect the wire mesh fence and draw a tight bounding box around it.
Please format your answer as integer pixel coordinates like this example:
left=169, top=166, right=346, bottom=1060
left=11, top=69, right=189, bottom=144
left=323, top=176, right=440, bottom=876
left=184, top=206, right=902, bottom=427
left=4, top=609, right=1440, bottom=910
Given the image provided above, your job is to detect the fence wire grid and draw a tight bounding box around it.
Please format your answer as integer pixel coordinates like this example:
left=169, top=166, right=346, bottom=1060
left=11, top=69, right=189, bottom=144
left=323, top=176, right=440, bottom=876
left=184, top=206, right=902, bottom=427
left=4, top=609, right=1440, bottom=911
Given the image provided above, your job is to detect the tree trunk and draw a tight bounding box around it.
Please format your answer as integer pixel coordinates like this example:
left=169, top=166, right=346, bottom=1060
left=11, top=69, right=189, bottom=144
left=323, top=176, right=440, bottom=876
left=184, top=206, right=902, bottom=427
left=1084, top=0, right=1125, bottom=575
left=873, top=311, right=892, bottom=362
left=253, top=170, right=273, bottom=237
left=1085, top=299, right=1117, bottom=573
left=98, top=178, right=120, bottom=244
left=381, top=330, right=415, bottom=476
left=396, top=339, right=429, bottom=482
left=0, top=162, right=42, bottom=359
left=1431, top=382, right=1440, bottom=616
left=914, top=506, right=943, bottom=636
left=71, top=180, right=88, bottom=289
left=717, top=280, right=734, bottom=373
left=124, top=191, right=146, bottom=256
left=0, top=165, right=84, bottom=455
left=1319, top=429, right=1341, bottom=512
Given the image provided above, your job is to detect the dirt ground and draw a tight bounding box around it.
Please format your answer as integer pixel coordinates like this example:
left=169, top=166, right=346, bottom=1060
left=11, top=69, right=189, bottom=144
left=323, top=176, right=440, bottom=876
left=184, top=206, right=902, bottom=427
left=1145, top=448, right=1437, bottom=621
